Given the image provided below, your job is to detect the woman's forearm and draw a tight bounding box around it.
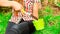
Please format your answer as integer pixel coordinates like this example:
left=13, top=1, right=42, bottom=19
left=0, top=1, right=12, bottom=7
left=33, top=3, right=38, bottom=19
left=0, top=1, right=23, bottom=10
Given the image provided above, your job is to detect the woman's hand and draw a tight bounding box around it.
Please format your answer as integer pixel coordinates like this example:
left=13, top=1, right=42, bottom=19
left=0, top=0, right=23, bottom=24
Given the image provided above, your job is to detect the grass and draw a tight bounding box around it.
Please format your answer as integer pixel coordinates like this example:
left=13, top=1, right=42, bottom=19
left=0, top=5, right=60, bottom=34
left=33, top=6, right=60, bottom=34
left=0, top=7, right=12, bottom=34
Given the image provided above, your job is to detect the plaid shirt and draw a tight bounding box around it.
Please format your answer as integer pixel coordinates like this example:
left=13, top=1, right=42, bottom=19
left=9, top=0, right=39, bottom=23
left=23, top=0, right=39, bottom=21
